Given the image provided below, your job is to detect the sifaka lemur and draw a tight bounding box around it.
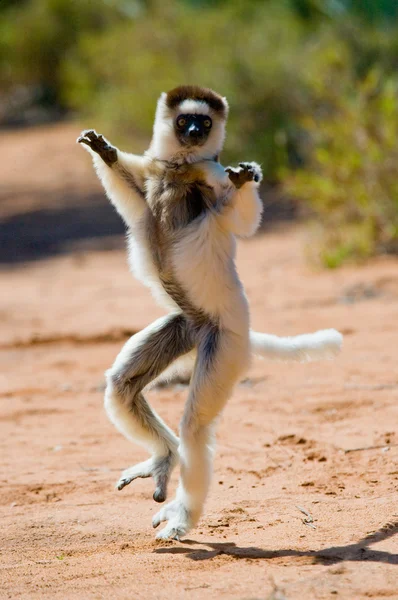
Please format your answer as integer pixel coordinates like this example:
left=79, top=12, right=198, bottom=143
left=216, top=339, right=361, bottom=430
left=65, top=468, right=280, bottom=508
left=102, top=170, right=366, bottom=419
left=78, top=85, right=342, bottom=540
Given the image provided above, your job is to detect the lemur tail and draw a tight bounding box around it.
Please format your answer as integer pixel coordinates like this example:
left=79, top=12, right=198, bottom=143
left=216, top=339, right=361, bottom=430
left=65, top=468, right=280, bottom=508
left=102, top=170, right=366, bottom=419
left=152, top=328, right=342, bottom=388
left=250, top=328, right=343, bottom=362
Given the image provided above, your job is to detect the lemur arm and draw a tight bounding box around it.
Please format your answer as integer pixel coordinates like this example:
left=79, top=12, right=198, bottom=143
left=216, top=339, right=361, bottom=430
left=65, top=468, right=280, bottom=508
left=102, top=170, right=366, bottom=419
left=220, top=162, right=263, bottom=237
left=77, top=130, right=147, bottom=227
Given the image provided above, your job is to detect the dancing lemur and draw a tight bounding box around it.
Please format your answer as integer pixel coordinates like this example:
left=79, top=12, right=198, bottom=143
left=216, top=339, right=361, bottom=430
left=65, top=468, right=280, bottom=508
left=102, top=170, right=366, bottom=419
left=78, top=85, right=342, bottom=540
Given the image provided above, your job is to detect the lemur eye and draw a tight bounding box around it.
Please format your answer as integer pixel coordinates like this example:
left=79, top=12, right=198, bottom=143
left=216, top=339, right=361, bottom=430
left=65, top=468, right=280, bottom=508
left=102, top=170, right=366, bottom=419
left=204, top=119, right=212, bottom=128
left=177, top=117, right=186, bottom=128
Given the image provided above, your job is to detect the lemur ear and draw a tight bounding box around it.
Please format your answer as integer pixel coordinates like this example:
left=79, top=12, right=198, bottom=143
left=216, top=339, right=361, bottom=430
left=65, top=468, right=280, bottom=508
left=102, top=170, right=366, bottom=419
left=222, top=97, right=229, bottom=115
left=154, top=92, right=169, bottom=122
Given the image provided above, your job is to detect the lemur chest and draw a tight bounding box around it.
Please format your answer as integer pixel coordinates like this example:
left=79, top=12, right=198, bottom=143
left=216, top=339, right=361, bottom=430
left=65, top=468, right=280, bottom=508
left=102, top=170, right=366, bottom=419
left=136, top=161, right=242, bottom=322
left=143, top=160, right=235, bottom=283
left=145, top=160, right=232, bottom=232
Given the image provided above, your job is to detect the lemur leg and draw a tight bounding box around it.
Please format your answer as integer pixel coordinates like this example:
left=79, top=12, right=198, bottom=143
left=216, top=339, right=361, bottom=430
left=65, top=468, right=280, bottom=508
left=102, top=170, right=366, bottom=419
left=105, top=313, right=194, bottom=502
left=153, top=326, right=250, bottom=539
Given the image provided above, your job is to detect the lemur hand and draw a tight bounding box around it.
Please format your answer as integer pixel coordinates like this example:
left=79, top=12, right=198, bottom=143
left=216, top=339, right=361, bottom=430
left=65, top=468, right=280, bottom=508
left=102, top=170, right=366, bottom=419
left=77, top=129, right=117, bottom=167
left=225, top=162, right=262, bottom=189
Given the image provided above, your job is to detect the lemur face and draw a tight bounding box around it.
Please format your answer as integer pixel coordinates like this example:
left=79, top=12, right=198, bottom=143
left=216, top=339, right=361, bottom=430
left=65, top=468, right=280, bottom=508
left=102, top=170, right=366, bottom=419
left=150, top=85, right=229, bottom=162
left=174, top=113, right=213, bottom=147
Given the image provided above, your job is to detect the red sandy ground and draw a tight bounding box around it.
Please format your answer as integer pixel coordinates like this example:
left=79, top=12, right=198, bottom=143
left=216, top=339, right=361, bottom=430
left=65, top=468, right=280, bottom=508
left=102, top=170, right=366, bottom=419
left=0, top=124, right=397, bottom=599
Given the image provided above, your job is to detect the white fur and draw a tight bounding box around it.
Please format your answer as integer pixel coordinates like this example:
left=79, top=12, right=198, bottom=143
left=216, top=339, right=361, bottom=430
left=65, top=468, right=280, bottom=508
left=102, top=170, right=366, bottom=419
left=147, top=93, right=227, bottom=163
left=152, top=354, right=196, bottom=388
left=91, top=150, right=148, bottom=223
left=202, top=160, right=234, bottom=199
left=154, top=328, right=250, bottom=539
left=127, top=224, right=180, bottom=312
left=250, top=328, right=343, bottom=362
left=80, top=89, right=343, bottom=541
left=221, top=181, right=263, bottom=237
left=178, top=99, right=210, bottom=115
left=152, top=328, right=343, bottom=388
left=147, top=93, right=183, bottom=162
left=201, top=161, right=263, bottom=238
left=105, top=315, right=180, bottom=456
left=172, top=213, right=250, bottom=334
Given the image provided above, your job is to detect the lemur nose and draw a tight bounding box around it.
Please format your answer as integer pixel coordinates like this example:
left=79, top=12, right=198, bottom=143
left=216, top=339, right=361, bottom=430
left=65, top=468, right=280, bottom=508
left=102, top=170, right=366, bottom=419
left=188, top=124, right=200, bottom=137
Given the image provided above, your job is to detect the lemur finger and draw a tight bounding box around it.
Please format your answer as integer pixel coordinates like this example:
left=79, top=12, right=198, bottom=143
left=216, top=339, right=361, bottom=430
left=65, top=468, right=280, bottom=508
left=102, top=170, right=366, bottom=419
left=77, top=137, right=93, bottom=147
left=84, top=129, right=99, bottom=141
left=225, top=166, right=241, bottom=176
left=77, top=131, right=90, bottom=142
left=152, top=502, right=174, bottom=528
left=240, top=164, right=255, bottom=173
left=116, top=471, right=151, bottom=491
left=152, top=512, right=163, bottom=528
left=239, top=162, right=256, bottom=173
left=116, top=477, right=132, bottom=491
left=77, top=129, right=96, bottom=141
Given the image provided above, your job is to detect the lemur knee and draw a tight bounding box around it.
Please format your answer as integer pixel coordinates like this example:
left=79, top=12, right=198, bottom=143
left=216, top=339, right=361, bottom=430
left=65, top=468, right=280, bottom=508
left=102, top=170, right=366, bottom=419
left=180, top=406, right=218, bottom=435
left=105, top=368, right=141, bottom=404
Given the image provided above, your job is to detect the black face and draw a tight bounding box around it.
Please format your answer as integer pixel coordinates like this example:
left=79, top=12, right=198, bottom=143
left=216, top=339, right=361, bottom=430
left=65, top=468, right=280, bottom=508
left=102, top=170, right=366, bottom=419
left=174, top=113, right=212, bottom=147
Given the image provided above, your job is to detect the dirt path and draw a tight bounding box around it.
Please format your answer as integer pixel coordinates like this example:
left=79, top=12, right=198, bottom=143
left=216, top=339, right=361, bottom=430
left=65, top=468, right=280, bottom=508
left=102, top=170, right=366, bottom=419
left=0, top=124, right=397, bottom=599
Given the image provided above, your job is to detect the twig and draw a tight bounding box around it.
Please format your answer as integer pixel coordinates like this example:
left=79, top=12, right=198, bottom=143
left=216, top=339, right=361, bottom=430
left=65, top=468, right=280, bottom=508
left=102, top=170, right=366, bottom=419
left=344, top=443, right=398, bottom=454
left=78, top=464, right=121, bottom=472
left=296, top=505, right=317, bottom=529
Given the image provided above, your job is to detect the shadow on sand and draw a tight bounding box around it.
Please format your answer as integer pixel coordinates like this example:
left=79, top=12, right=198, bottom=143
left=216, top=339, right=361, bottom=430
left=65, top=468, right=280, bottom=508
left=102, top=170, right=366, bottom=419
left=0, top=191, right=125, bottom=265
left=0, top=185, right=298, bottom=266
left=154, top=520, right=398, bottom=565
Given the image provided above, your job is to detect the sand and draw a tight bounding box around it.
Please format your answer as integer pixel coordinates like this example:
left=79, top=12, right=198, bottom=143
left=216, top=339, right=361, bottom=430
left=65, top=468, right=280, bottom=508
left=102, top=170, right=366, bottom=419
left=0, top=123, right=396, bottom=599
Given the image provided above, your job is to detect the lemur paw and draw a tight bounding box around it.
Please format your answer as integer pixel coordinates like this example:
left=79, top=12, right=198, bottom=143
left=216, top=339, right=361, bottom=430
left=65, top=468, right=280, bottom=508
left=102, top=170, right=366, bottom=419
left=225, top=162, right=262, bottom=188
left=77, top=129, right=117, bottom=167
left=152, top=499, right=193, bottom=540
left=116, top=453, right=177, bottom=503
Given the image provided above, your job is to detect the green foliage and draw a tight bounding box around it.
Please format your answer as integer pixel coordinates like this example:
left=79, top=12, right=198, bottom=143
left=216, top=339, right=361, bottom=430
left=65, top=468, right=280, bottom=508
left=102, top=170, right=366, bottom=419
left=61, top=1, right=312, bottom=167
left=0, top=0, right=127, bottom=103
left=2, top=0, right=398, bottom=266
left=285, top=69, right=398, bottom=267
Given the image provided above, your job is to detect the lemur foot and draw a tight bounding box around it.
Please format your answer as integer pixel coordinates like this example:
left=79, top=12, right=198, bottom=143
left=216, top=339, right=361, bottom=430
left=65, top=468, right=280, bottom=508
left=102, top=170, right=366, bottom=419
left=77, top=129, right=117, bottom=167
left=225, top=162, right=262, bottom=188
left=152, top=499, right=193, bottom=540
left=116, top=453, right=177, bottom=503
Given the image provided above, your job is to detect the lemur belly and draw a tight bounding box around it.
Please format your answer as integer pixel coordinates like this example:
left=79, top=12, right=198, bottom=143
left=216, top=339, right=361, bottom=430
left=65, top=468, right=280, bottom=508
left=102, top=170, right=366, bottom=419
left=139, top=223, right=249, bottom=334
left=127, top=222, right=180, bottom=313
left=131, top=160, right=249, bottom=332
left=171, top=213, right=249, bottom=333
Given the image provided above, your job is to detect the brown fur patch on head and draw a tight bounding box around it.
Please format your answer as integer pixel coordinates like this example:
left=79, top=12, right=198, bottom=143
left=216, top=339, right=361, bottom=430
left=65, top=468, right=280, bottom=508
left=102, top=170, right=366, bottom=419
left=166, top=86, right=227, bottom=117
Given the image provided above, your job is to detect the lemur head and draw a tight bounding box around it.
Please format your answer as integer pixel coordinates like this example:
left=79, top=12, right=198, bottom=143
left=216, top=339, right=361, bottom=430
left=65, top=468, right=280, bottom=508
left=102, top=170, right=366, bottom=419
left=148, top=85, right=229, bottom=163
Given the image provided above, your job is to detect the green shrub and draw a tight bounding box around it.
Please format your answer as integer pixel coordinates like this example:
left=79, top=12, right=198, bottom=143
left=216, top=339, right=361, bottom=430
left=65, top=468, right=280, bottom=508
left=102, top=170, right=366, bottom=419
left=284, top=67, right=398, bottom=267
left=2, top=0, right=398, bottom=266
left=61, top=1, right=312, bottom=172
left=0, top=0, right=126, bottom=105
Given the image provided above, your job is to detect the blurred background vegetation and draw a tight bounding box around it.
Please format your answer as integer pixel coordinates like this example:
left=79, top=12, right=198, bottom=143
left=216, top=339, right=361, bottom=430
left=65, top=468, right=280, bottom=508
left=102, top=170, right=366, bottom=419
left=1, top=0, right=398, bottom=267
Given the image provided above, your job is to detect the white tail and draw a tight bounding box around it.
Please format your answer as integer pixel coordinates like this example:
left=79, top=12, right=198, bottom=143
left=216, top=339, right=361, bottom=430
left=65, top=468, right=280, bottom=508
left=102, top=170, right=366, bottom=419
left=250, top=328, right=343, bottom=363
left=152, top=328, right=343, bottom=387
